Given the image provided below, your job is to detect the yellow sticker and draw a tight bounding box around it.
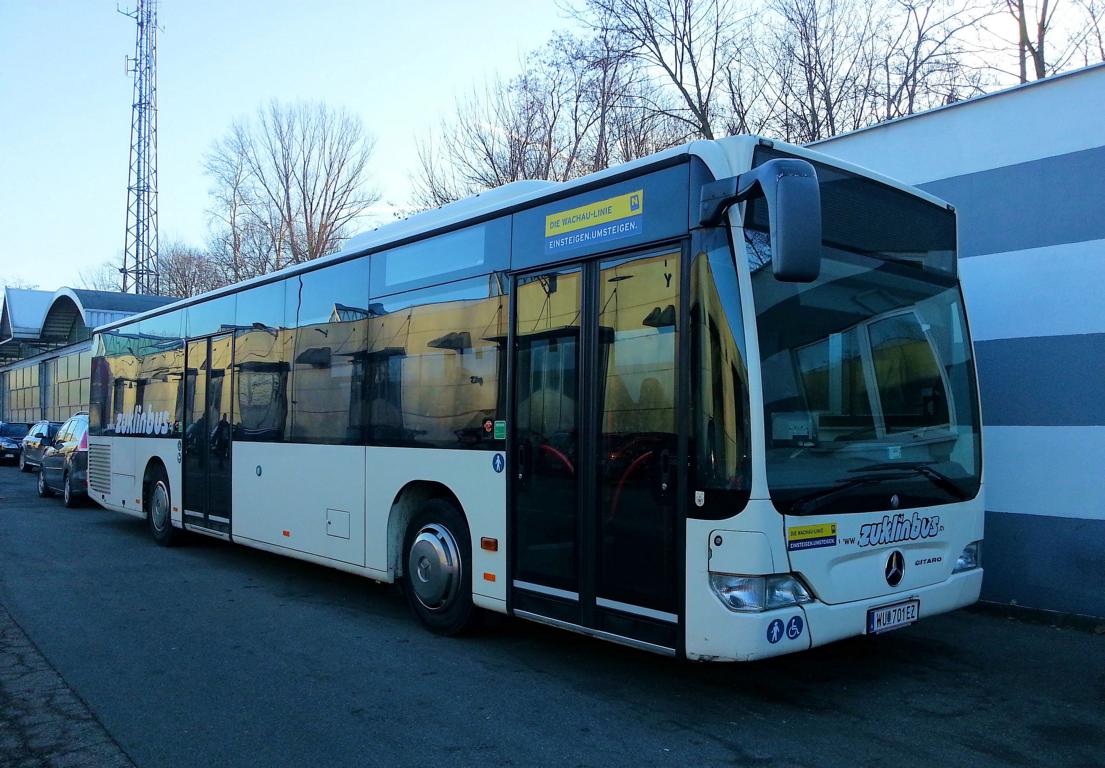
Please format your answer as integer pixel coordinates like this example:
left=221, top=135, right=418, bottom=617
left=787, top=522, right=838, bottom=551
left=545, top=189, right=644, bottom=238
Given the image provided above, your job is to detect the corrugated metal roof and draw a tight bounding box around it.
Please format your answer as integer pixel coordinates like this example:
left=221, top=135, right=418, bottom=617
left=0, top=288, right=54, bottom=338
left=0, top=286, right=175, bottom=353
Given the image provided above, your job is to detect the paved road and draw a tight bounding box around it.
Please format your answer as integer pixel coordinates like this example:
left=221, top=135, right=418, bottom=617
left=0, top=466, right=1102, bottom=768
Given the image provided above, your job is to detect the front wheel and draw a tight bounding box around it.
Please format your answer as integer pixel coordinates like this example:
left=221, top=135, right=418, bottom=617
left=401, top=499, right=475, bottom=636
left=37, top=470, right=52, bottom=497
left=19, top=454, right=29, bottom=472
left=146, top=468, right=179, bottom=547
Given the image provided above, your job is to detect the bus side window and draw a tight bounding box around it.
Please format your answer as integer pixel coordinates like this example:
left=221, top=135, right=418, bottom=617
left=690, top=231, right=751, bottom=513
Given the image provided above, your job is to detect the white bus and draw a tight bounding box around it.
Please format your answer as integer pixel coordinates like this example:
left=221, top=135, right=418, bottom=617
left=87, top=136, right=983, bottom=661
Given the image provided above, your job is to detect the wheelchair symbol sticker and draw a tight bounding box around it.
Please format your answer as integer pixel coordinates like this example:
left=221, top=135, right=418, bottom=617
left=492, top=453, right=505, bottom=473
left=767, top=618, right=784, bottom=644
left=786, top=615, right=804, bottom=640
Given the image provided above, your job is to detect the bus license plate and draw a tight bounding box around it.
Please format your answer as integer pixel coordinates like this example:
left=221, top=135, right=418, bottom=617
left=866, top=599, right=919, bottom=634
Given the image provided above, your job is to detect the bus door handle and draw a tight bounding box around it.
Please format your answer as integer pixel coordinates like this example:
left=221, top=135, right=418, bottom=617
left=659, top=449, right=672, bottom=493
left=516, top=443, right=528, bottom=483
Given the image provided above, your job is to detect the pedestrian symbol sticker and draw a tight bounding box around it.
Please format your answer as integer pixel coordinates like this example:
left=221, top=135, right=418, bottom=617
left=786, top=615, right=804, bottom=640
left=767, top=618, right=784, bottom=644
left=492, top=453, right=505, bottom=473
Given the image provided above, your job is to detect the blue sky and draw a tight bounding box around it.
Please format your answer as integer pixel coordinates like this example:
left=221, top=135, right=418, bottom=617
left=0, top=0, right=572, bottom=290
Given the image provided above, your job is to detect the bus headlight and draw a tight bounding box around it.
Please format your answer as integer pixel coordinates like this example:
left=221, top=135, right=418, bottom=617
left=953, top=540, right=982, bottom=572
left=709, top=573, right=812, bottom=612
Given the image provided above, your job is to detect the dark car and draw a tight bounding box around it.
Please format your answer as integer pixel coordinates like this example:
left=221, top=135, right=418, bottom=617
left=19, top=420, right=63, bottom=472
left=37, top=413, right=89, bottom=507
left=0, top=422, right=32, bottom=464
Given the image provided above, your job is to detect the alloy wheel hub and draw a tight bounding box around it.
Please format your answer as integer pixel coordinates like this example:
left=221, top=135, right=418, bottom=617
left=407, top=524, right=460, bottom=611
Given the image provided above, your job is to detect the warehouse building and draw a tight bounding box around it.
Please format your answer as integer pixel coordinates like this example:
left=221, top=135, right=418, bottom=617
left=815, top=63, right=1105, bottom=619
left=0, top=287, right=172, bottom=423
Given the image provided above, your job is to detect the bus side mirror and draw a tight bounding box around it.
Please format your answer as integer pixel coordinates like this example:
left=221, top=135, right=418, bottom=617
left=699, top=158, right=822, bottom=283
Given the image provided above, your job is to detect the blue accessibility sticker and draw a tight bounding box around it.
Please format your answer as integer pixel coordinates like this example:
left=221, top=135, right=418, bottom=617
left=766, top=618, right=784, bottom=644
left=492, top=453, right=505, bottom=473
left=786, top=615, right=804, bottom=640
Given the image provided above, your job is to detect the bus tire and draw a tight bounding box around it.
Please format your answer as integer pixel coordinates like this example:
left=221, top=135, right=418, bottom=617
left=401, top=499, right=474, bottom=636
left=146, top=466, right=179, bottom=547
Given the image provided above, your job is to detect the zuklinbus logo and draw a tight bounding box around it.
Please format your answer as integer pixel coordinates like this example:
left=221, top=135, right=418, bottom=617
left=857, top=512, right=943, bottom=548
left=114, top=405, right=171, bottom=436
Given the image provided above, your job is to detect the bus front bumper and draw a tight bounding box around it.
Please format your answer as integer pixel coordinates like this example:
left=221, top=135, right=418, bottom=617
left=686, top=568, right=983, bottom=662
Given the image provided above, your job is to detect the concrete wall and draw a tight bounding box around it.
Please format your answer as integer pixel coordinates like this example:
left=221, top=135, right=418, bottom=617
left=815, top=64, right=1105, bottom=618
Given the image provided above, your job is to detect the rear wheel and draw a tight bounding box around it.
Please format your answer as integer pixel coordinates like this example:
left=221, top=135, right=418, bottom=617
left=62, top=471, right=80, bottom=508
left=146, top=466, right=179, bottom=547
left=401, top=499, right=474, bottom=636
left=19, top=454, right=29, bottom=472
left=37, top=470, right=52, bottom=497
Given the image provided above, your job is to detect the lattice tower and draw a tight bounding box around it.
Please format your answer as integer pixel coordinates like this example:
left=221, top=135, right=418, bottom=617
left=120, top=0, right=159, bottom=294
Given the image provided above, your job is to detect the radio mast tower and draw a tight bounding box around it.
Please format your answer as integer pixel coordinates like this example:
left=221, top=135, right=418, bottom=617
left=120, top=0, right=159, bottom=295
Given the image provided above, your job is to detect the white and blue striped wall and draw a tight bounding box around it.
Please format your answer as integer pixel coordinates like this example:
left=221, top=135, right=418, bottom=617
left=815, top=63, right=1105, bottom=618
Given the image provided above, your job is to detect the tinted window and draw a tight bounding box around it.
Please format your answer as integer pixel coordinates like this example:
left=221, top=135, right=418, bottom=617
left=689, top=230, right=751, bottom=517
left=288, top=258, right=370, bottom=444
left=0, top=423, right=30, bottom=438
left=89, top=323, right=142, bottom=436
left=236, top=280, right=286, bottom=330
left=186, top=294, right=236, bottom=337
left=745, top=148, right=980, bottom=516
left=55, top=419, right=73, bottom=444
left=367, top=275, right=507, bottom=449
left=136, top=312, right=184, bottom=437
left=371, top=218, right=509, bottom=295
left=234, top=280, right=291, bottom=442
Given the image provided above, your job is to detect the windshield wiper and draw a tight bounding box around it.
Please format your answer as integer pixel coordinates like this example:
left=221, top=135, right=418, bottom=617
left=788, top=462, right=967, bottom=516
left=849, top=462, right=968, bottom=501
left=787, top=474, right=902, bottom=516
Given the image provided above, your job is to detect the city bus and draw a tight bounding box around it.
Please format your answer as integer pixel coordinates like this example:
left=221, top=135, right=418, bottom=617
left=87, top=135, right=983, bottom=661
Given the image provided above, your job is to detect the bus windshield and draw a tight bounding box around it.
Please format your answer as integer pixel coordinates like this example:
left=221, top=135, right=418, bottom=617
left=743, top=148, right=981, bottom=516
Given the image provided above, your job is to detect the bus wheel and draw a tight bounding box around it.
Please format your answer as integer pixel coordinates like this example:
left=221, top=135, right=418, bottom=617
left=146, top=467, right=179, bottom=547
left=401, top=499, right=474, bottom=635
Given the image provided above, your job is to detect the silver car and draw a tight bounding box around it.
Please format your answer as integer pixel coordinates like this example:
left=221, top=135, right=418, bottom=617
left=19, top=420, right=63, bottom=472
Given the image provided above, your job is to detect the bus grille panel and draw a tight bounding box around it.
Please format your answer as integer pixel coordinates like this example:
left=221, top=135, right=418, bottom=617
left=88, top=443, right=111, bottom=494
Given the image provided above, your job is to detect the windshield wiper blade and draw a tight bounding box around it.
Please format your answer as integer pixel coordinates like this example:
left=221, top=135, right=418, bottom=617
left=850, top=462, right=968, bottom=500
left=787, top=475, right=897, bottom=516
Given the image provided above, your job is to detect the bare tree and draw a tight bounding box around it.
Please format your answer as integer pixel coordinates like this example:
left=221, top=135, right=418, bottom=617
left=579, top=0, right=739, bottom=139
left=875, top=0, right=992, bottom=118
left=78, top=261, right=123, bottom=292
left=1069, top=0, right=1105, bottom=63
left=413, top=32, right=692, bottom=206
left=1, top=275, right=39, bottom=292
left=158, top=240, right=224, bottom=298
left=993, top=0, right=1101, bottom=79
left=1002, top=0, right=1058, bottom=80
left=206, top=101, right=379, bottom=271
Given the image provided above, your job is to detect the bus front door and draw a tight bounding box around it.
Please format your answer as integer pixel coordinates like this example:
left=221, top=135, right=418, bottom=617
left=511, top=248, right=683, bottom=654
left=182, top=333, right=234, bottom=535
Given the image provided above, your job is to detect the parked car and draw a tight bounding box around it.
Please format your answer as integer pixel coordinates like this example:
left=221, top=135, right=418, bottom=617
left=19, top=420, right=63, bottom=472
left=37, top=413, right=89, bottom=507
left=0, top=422, right=32, bottom=464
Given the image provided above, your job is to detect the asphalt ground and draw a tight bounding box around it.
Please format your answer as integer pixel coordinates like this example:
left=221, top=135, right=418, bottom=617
left=0, top=464, right=1102, bottom=768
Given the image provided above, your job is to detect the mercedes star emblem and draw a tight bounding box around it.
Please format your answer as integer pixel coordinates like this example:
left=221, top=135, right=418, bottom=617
left=885, top=550, right=905, bottom=587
